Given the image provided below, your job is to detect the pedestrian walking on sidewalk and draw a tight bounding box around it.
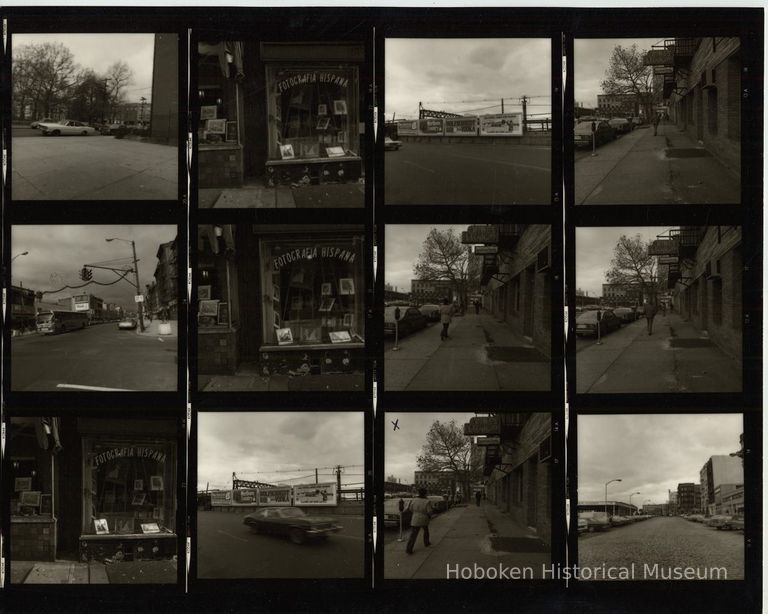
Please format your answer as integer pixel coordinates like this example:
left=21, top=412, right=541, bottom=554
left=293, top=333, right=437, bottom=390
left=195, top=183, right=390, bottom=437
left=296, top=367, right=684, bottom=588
left=440, top=297, right=455, bottom=340
left=475, top=491, right=482, bottom=507
left=474, top=300, right=480, bottom=315
left=405, top=488, right=434, bottom=554
left=653, top=112, right=660, bottom=136
left=643, top=299, right=658, bottom=335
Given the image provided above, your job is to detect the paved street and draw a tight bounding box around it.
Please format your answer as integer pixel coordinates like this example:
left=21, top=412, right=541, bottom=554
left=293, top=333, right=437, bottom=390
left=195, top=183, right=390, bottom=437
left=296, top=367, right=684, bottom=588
left=579, top=516, right=744, bottom=580
left=197, top=510, right=364, bottom=579
left=12, top=135, right=177, bottom=200
left=576, top=314, right=741, bottom=394
left=11, top=323, right=177, bottom=391
left=385, top=142, right=550, bottom=205
left=385, top=502, right=550, bottom=579
left=574, top=123, right=739, bottom=205
left=385, top=312, right=550, bottom=391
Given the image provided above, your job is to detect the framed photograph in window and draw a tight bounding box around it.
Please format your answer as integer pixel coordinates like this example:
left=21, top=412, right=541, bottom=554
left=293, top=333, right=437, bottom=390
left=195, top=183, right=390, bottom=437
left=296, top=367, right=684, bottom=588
left=321, top=282, right=332, bottom=296
left=329, top=331, right=352, bottom=343
left=150, top=476, right=164, bottom=491
left=343, top=313, right=354, bottom=328
left=20, top=490, right=41, bottom=506
left=132, top=493, right=147, bottom=506
left=133, top=479, right=144, bottom=491
left=14, top=477, right=32, bottom=492
left=276, top=327, right=294, bottom=345
left=326, top=146, right=346, bottom=158
left=200, top=105, right=217, bottom=120
left=217, top=302, right=229, bottom=325
left=198, top=285, right=212, bottom=300
left=115, top=518, right=134, bottom=535
left=301, top=327, right=320, bottom=343
left=206, top=118, right=227, bottom=134
left=333, top=100, right=348, bottom=115
left=279, top=144, right=295, bottom=160
left=141, top=522, right=161, bottom=534
left=199, top=299, right=219, bottom=316
left=339, top=278, right=355, bottom=295
left=318, top=104, right=327, bottom=116
left=225, top=120, right=238, bottom=142
left=94, top=518, right=110, bottom=535
left=273, top=311, right=280, bottom=329
left=319, top=297, right=336, bottom=312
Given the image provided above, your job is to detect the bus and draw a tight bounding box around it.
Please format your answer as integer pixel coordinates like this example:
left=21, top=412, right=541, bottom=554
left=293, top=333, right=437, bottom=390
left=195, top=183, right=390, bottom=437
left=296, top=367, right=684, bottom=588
left=35, top=310, right=89, bottom=335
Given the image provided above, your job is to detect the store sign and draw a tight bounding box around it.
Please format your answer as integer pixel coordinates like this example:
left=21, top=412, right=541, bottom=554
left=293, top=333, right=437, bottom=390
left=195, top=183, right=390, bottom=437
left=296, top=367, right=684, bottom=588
left=396, top=120, right=418, bottom=135
left=444, top=117, right=478, bottom=135
left=476, top=436, right=501, bottom=446
left=74, top=302, right=90, bottom=312
left=293, top=482, right=337, bottom=506
left=464, top=416, right=501, bottom=436
left=272, top=246, right=356, bottom=270
left=210, top=490, right=232, bottom=506
left=231, top=488, right=258, bottom=505
left=648, top=239, right=678, bottom=256
left=418, top=118, right=444, bottom=135
left=93, top=446, right=166, bottom=468
left=258, top=486, right=293, bottom=506
left=276, top=71, right=349, bottom=94
left=479, top=113, right=523, bottom=136
left=462, top=225, right=499, bottom=245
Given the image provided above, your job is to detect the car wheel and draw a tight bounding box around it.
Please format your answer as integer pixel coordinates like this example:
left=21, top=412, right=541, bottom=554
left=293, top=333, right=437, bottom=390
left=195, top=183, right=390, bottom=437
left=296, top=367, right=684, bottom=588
left=52, top=130, right=61, bottom=136
left=289, top=528, right=306, bottom=544
left=81, top=131, right=88, bottom=136
left=248, top=523, right=259, bottom=534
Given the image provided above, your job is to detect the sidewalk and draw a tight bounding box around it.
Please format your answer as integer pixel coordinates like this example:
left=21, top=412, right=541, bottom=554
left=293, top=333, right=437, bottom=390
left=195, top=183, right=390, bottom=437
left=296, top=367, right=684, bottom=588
left=136, top=319, right=178, bottom=338
left=14, top=559, right=177, bottom=584
left=575, top=123, right=739, bottom=205
left=200, top=370, right=364, bottom=391
left=576, top=314, right=741, bottom=393
left=385, top=312, right=550, bottom=391
left=200, top=181, right=364, bottom=209
left=385, top=502, right=550, bottom=579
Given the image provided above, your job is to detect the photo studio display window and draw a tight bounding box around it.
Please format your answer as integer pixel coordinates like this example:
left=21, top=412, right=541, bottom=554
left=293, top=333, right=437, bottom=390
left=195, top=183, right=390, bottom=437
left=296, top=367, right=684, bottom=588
left=82, top=440, right=176, bottom=536
left=266, top=66, right=359, bottom=161
left=261, top=236, right=365, bottom=347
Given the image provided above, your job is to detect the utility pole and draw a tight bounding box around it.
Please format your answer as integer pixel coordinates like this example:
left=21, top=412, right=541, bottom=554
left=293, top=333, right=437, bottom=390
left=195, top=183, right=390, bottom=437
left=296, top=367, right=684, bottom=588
left=139, top=96, right=147, bottom=126
left=521, top=95, right=528, bottom=128
left=336, top=465, right=343, bottom=500
left=501, top=97, right=504, bottom=114
left=315, top=468, right=319, bottom=484
left=129, top=239, right=145, bottom=332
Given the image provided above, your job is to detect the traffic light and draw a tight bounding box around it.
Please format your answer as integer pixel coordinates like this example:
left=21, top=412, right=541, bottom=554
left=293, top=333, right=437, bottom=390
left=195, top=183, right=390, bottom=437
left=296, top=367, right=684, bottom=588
left=79, top=267, right=93, bottom=281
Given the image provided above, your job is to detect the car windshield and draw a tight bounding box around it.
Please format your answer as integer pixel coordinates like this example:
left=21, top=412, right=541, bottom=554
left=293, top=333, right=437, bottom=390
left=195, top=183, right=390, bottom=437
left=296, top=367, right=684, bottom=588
left=36, top=313, right=54, bottom=323
left=278, top=508, right=307, bottom=518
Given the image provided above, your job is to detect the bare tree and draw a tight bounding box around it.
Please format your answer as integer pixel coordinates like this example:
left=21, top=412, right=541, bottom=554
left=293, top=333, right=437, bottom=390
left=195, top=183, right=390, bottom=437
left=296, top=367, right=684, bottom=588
left=413, top=228, right=471, bottom=308
left=105, top=61, right=134, bottom=121
left=417, top=420, right=481, bottom=500
left=600, top=44, right=657, bottom=118
left=605, top=234, right=661, bottom=304
left=12, top=42, right=79, bottom=120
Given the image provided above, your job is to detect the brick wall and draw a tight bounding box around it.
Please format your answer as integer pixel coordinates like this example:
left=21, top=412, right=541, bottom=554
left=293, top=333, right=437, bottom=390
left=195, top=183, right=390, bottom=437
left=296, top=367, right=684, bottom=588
left=198, top=328, right=239, bottom=374
left=11, top=518, right=57, bottom=562
left=198, top=146, right=244, bottom=189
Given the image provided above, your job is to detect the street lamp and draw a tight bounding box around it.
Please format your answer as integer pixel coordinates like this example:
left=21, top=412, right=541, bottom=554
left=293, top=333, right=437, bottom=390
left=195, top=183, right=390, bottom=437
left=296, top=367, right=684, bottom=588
left=628, top=491, right=641, bottom=515
left=604, top=478, right=622, bottom=519
left=11, top=251, right=29, bottom=263
left=105, top=237, right=145, bottom=332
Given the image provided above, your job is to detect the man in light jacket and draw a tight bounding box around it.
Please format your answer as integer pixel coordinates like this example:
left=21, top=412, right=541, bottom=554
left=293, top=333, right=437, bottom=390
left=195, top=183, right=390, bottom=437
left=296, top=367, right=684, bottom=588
left=643, top=299, right=658, bottom=335
left=405, top=488, right=434, bottom=554
left=440, top=297, right=455, bottom=341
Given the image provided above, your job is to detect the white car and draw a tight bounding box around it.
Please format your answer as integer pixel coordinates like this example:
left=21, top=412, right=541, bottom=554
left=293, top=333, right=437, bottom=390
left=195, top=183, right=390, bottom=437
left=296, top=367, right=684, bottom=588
left=38, top=120, right=99, bottom=136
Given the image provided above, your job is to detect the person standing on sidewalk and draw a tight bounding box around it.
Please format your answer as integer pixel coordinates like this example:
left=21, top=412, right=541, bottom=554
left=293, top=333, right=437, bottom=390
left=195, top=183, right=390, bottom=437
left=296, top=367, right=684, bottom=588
left=475, top=491, right=482, bottom=507
left=440, top=297, right=455, bottom=341
left=643, top=299, right=658, bottom=335
left=653, top=112, right=660, bottom=136
left=405, top=488, right=433, bottom=554
left=474, top=299, right=480, bottom=315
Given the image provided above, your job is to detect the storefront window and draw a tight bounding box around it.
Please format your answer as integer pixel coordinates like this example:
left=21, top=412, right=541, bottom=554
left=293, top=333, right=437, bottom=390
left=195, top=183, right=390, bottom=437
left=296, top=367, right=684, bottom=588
left=260, top=236, right=365, bottom=347
left=82, top=440, right=176, bottom=535
left=266, top=65, right=359, bottom=161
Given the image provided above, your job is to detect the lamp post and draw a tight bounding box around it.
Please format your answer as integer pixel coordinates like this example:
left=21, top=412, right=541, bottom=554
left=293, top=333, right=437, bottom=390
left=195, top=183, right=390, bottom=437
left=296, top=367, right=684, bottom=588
left=12, top=251, right=29, bottom=263
left=628, top=491, right=641, bottom=516
left=105, top=238, right=144, bottom=332
left=604, top=478, right=622, bottom=519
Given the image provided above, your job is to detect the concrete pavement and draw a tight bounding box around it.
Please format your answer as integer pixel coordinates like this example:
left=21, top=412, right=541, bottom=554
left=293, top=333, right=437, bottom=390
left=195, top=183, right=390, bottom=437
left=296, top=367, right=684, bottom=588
left=13, top=559, right=177, bottom=584
left=385, top=502, right=550, bottom=579
left=385, top=312, right=550, bottom=391
left=200, top=181, right=364, bottom=208
left=200, top=370, right=364, bottom=392
left=575, top=123, right=739, bottom=205
left=12, top=136, right=177, bottom=200
left=576, top=313, right=741, bottom=393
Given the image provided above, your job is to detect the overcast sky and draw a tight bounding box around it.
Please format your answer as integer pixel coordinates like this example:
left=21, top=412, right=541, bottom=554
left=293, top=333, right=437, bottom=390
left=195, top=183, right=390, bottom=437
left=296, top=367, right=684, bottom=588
left=578, top=414, right=743, bottom=506
left=574, top=38, right=664, bottom=109
left=12, top=225, right=177, bottom=311
left=13, top=33, right=158, bottom=103
left=575, top=226, right=671, bottom=298
left=385, top=412, right=476, bottom=485
left=198, top=412, right=364, bottom=492
left=385, top=38, right=551, bottom=120
left=385, top=225, right=471, bottom=292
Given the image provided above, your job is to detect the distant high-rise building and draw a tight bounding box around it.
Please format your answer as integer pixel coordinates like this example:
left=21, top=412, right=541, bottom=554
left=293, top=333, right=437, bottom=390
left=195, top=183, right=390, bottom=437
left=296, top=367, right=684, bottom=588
left=700, top=455, right=743, bottom=515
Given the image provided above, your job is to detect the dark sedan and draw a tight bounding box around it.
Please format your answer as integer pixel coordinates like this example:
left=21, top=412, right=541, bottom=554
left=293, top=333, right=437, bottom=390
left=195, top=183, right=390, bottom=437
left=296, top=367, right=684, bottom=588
left=574, top=120, right=615, bottom=148
left=574, top=309, right=621, bottom=337
left=243, top=507, right=341, bottom=544
left=384, top=305, right=427, bottom=338
left=613, top=307, right=639, bottom=323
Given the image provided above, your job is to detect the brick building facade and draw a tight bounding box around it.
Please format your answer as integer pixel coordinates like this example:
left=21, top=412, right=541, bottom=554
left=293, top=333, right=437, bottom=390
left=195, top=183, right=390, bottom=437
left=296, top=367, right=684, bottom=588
left=677, top=482, right=702, bottom=514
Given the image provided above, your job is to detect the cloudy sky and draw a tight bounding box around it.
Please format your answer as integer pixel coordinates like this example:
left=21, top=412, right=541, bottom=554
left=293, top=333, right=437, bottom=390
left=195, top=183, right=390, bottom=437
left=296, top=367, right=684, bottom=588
left=12, top=225, right=177, bottom=311
left=385, top=412, right=476, bottom=485
left=385, top=225, right=471, bottom=293
left=385, top=38, right=551, bottom=120
left=575, top=226, right=671, bottom=298
left=578, top=414, right=743, bottom=506
left=197, top=412, right=364, bottom=492
left=574, top=38, right=664, bottom=109
left=13, top=33, right=158, bottom=103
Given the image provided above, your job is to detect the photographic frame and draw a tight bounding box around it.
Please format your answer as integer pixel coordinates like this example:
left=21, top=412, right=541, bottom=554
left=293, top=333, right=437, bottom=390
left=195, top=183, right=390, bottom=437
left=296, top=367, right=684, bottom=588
left=205, top=118, right=227, bottom=134
left=333, top=99, right=347, bottom=115
left=325, top=145, right=346, bottom=158
left=141, top=522, right=161, bottom=534
left=318, top=103, right=327, bottom=116
left=339, top=278, right=355, bottom=295
left=14, top=477, right=32, bottom=492
left=199, top=299, right=219, bottom=316
left=134, top=479, right=144, bottom=491
left=94, top=518, right=110, bottom=535
left=279, top=144, right=295, bottom=160
left=343, top=313, right=354, bottom=328
left=200, top=105, right=217, bottom=120
left=132, top=493, right=147, bottom=506
left=329, top=330, right=352, bottom=344
left=319, top=297, right=336, bottom=312
left=150, top=475, right=164, bottom=491
left=276, top=327, right=294, bottom=345
left=20, top=490, right=41, bottom=506
left=321, top=282, right=332, bottom=296
left=316, top=117, right=330, bottom=130
left=225, top=120, right=238, bottom=142
left=198, top=285, right=212, bottom=300
left=217, top=302, right=229, bottom=325
left=273, top=311, right=280, bottom=329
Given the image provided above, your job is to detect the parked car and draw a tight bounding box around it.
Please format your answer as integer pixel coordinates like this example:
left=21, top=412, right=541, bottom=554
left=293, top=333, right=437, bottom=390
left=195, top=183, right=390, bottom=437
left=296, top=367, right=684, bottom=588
left=383, top=497, right=413, bottom=528
left=118, top=318, right=137, bottom=330
left=688, top=514, right=706, bottom=523
left=384, top=136, right=402, bottom=150
left=38, top=120, right=99, bottom=136
left=30, top=117, right=55, bottom=129
left=428, top=495, right=448, bottom=513
left=613, top=307, right=639, bottom=323
left=610, top=515, right=632, bottom=527
left=577, top=517, right=589, bottom=533
left=630, top=116, right=644, bottom=128
left=720, top=515, right=744, bottom=531
left=578, top=511, right=611, bottom=532
left=243, top=507, right=341, bottom=544
left=384, top=305, right=427, bottom=338
left=705, top=515, right=733, bottom=529
left=418, top=303, right=441, bottom=322
left=608, top=117, right=632, bottom=134
left=574, top=309, right=621, bottom=337
left=574, top=120, right=615, bottom=148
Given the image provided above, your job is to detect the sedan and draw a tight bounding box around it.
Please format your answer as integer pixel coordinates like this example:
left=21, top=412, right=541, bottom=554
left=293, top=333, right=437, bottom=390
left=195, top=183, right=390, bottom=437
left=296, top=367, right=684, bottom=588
left=384, top=305, right=427, bottom=338
left=419, top=304, right=441, bottom=322
left=574, top=309, right=621, bottom=337
left=613, top=307, right=639, bottom=323
left=30, top=117, right=55, bottom=129
left=243, top=507, right=342, bottom=544
left=578, top=511, right=611, bottom=532
left=574, top=120, right=615, bottom=148
left=384, top=136, right=402, bottom=150
left=704, top=515, right=733, bottom=529
left=608, top=117, right=632, bottom=134
left=383, top=497, right=413, bottom=528
left=118, top=318, right=138, bottom=330
left=38, top=120, right=99, bottom=136
left=720, top=516, right=744, bottom=531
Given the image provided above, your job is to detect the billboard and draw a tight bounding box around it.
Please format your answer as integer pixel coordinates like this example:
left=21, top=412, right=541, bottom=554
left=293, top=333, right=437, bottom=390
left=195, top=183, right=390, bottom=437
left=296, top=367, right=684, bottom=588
left=418, top=118, right=444, bottom=135
left=444, top=116, right=478, bottom=136
left=231, top=488, right=258, bottom=505
left=479, top=113, right=523, bottom=136
left=396, top=120, right=418, bottom=136
left=293, top=482, right=337, bottom=506
left=258, top=486, right=293, bottom=506
left=209, top=490, right=233, bottom=506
